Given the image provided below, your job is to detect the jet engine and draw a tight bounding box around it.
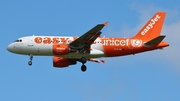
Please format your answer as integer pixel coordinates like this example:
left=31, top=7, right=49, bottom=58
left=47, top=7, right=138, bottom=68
left=53, top=56, right=76, bottom=68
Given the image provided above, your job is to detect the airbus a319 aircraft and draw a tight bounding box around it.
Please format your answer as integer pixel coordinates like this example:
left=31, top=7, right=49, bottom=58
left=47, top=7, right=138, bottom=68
left=7, top=12, right=169, bottom=72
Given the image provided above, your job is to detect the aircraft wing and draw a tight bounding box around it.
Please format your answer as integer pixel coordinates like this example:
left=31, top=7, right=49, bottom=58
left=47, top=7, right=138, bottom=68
left=69, top=22, right=108, bottom=53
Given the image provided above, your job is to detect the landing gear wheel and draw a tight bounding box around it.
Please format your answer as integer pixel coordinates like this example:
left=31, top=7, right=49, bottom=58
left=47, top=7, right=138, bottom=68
left=28, top=54, right=33, bottom=66
left=28, top=61, right=32, bottom=66
left=81, top=57, right=87, bottom=64
left=81, top=65, right=87, bottom=72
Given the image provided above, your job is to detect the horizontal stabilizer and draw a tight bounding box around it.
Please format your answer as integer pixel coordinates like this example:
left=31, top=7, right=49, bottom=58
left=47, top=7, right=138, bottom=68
left=144, top=36, right=166, bottom=46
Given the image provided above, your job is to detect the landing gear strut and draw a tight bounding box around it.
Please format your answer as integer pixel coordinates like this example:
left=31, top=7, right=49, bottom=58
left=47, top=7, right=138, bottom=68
left=81, top=57, right=87, bottom=64
left=28, top=54, right=33, bottom=66
left=80, top=57, right=87, bottom=72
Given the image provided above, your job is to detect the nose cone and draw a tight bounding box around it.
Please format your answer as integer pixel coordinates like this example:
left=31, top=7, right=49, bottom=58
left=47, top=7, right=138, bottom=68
left=7, top=43, right=14, bottom=52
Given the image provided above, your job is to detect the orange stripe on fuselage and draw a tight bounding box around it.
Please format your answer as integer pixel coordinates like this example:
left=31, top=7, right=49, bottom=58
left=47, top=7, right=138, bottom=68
left=100, top=38, right=168, bottom=57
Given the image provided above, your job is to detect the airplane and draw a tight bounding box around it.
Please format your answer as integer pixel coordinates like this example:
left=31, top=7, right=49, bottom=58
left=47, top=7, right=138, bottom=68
left=7, top=12, right=169, bottom=72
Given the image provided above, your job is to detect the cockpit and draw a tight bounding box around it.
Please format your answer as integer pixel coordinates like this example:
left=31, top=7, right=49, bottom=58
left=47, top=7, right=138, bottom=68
left=14, top=39, right=22, bottom=42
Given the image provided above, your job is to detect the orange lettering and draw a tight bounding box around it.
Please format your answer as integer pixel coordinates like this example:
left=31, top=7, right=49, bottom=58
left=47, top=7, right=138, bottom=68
left=73, top=37, right=78, bottom=41
left=43, top=37, right=51, bottom=44
left=34, top=37, right=75, bottom=44
left=60, top=38, right=69, bottom=44
left=34, top=37, right=42, bottom=44
left=52, top=37, right=59, bottom=44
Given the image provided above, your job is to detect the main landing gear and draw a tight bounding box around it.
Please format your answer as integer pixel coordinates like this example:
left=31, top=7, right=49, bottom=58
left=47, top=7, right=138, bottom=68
left=80, top=57, right=87, bottom=72
left=81, top=65, right=87, bottom=72
left=28, top=54, right=33, bottom=66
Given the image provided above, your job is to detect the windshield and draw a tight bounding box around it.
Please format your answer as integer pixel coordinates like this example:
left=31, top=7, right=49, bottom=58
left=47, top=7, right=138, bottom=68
left=14, top=39, right=22, bottom=42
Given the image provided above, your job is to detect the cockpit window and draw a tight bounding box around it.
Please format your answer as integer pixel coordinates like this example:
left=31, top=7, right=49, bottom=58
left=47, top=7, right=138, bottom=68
left=14, top=39, right=22, bottom=42
left=14, top=40, right=19, bottom=42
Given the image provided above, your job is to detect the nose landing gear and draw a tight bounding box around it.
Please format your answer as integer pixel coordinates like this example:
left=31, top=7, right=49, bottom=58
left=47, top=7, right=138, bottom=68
left=28, top=55, right=33, bottom=66
left=80, top=57, right=87, bottom=72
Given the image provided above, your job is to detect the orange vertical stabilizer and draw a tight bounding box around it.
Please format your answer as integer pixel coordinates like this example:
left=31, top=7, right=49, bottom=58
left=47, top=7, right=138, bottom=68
left=132, top=12, right=166, bottom=40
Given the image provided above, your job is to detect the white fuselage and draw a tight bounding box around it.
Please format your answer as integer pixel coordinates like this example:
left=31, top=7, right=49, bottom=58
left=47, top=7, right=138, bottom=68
left=7, top=36, right=105, bottom=59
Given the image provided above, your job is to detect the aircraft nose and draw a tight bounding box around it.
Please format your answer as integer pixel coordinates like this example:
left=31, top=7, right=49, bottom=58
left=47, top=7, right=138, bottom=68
left=7, top=43, right=14, bottom=52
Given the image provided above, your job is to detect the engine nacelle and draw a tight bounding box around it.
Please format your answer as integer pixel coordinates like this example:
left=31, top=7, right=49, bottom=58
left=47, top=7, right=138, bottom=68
left=53, top=44, right=69, bottom=55
left=53, top=57, right=76, bottom=68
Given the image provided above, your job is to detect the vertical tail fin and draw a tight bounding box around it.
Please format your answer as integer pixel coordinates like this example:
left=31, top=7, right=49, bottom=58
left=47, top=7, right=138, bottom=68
left=132, top=12, right=166, bottom=39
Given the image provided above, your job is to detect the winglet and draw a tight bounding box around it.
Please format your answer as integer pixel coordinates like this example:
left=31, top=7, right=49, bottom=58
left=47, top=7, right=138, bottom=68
left=103, top=22, right=108, bottom=26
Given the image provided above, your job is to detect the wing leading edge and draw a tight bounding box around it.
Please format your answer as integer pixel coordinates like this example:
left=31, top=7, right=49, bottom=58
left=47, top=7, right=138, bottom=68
left=70, top=22, right=108, bottom=53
